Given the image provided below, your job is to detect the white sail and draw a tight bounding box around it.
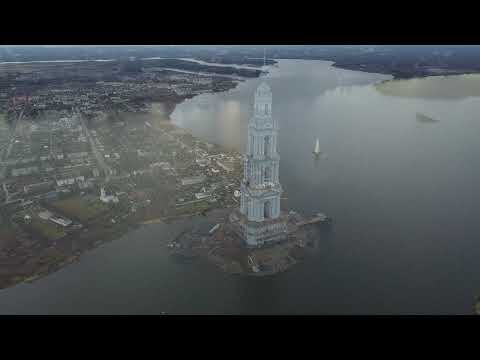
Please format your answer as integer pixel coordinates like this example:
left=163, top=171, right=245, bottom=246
left=314, top=138, right=320, bottom=154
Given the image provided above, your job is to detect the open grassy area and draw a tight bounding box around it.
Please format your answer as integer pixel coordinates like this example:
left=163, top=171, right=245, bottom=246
left=0, top=229, right=18, bottom=250
left=175, top=200, right=211, bottom=216
left=0, top=113, right=9, bottom=130
left=28, top=219, right=66, bottom=242
left=12, top=210, right=65, bottom=242
left=51, top=196, right=109, bottom=223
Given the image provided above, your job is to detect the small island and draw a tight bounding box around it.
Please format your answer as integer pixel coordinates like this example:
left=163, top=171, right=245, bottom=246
left=416, top=112, right=440, bottom=123
left=168, top=209, right=330, bottom=276
left=166, top=82, right=332, bottom=276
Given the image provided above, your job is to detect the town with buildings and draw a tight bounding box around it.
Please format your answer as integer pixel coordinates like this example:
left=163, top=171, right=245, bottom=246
left=0, top=59, right=249, bottom=288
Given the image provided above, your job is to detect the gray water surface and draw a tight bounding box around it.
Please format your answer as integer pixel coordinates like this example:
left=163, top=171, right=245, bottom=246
left=1, top=60, right=480, bottom=314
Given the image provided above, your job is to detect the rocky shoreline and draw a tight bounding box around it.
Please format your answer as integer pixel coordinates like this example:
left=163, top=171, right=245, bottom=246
left=166, top=208, right=330, bottom=277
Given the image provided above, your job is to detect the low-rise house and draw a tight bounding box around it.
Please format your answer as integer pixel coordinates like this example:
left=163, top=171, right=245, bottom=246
left=181, top=175, right=206, bottom=186
left=11, top=166, right=39, bottom=177
left=56, top=176, right=85, bottom=187
left=67, top=151, right=89, bottom=160
left=23, top=181, right=54, bottom=194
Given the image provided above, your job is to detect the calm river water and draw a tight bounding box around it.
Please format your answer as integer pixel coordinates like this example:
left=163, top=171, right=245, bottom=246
left=1, top=60, right=480, bottom=314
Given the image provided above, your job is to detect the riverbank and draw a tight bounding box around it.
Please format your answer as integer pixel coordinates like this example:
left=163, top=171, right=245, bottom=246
left=0, top=218, right=140, bottom=289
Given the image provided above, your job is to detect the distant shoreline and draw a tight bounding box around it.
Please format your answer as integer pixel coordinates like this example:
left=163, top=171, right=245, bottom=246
left=333, top=63, right=480, bottom=80
left=3, top=55, right=477, bottom=81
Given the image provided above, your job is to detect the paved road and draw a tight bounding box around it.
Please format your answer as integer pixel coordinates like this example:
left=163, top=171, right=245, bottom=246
left=0, top=108, right=24, bottom=180
left=75, top=108, right=112, bottom=181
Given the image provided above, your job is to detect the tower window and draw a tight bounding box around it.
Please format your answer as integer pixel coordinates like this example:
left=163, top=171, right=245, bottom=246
left=264, top=136, right=270, bottom=157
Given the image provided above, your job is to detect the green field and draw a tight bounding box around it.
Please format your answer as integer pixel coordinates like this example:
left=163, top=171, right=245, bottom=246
left=175, top=200, right=211, bottom=216
left=0, top=113, right=8, bottom=130
left=52, top=196, right=109, bottom=223
left=28, top=219, right=66, bottom=241
left=0, top=228, right=17, bottom=250
left=12, top=210, right=65, bottom=242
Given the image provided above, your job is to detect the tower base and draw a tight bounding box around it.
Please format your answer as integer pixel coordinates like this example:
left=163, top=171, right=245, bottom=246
left=229, top=209, right=288, bottom=248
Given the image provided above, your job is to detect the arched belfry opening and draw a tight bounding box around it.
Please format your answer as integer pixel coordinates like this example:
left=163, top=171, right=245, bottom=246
left=264, top=200, right=272, bottom=219
left=264, top=166, right=272, bottom=183
left=264, top=136, right=270, bottom=157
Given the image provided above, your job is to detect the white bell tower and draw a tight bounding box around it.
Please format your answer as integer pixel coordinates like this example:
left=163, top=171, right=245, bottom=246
left=233, top=82, right=287, bottom=247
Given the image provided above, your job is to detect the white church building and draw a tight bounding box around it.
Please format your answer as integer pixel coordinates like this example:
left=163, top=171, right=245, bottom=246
left=100, top=187, right=119, bottom=204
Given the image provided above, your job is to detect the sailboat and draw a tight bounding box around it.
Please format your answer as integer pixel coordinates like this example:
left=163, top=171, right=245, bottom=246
left=313, top=138, right=321, bottom=157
